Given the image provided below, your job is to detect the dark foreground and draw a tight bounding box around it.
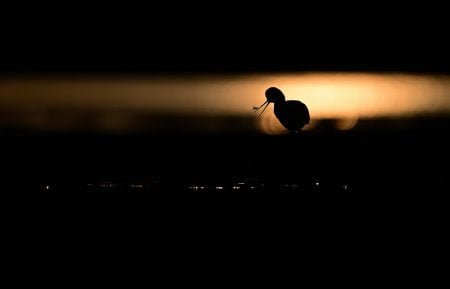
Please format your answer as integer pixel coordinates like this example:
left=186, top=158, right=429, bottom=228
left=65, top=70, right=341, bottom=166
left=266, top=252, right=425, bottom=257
left=2, top=123, right=448, bottom=270
left=2, top=117, right=449, bottom=197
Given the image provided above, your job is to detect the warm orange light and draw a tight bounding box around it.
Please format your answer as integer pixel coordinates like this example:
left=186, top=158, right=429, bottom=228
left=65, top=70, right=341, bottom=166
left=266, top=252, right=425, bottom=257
left=272, top=73, right=450, bottom=118
left=1, top=73, right=449, bottom=133
left=255, top=107, right=288, bottom=135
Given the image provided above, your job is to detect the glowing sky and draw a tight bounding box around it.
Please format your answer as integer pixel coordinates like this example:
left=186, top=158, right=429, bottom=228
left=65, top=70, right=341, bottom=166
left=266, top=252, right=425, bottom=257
left=1, top=73, right=449, bottom=132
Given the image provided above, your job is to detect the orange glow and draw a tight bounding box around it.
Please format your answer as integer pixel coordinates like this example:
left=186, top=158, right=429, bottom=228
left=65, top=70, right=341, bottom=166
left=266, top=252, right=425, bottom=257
left=255, top=107, right=288, bottom=135
left=334, top=116, right=359, bottom=131
left=271, top=73, right=450, bottom=118
left=1, top=73, right=449, bottom=133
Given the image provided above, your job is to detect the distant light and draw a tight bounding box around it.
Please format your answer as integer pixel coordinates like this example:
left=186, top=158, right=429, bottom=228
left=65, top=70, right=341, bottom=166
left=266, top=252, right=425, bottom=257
left=343, top=184, right=349, bottom=190
left=99, top=182, right=116, bottom=188
left=238, top=182, right=245, bottom=185
left=315, top=182, right=320, bottom=186
left=232, top=186, right=240, bottom=190
left=45, top=185, right=50, bottom=190
left=216, top=186, right=224, bottom=190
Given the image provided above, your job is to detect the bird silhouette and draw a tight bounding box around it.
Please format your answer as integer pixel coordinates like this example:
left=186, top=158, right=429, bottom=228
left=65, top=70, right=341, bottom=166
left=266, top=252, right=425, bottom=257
left=253, top=87, right=310, bottom=132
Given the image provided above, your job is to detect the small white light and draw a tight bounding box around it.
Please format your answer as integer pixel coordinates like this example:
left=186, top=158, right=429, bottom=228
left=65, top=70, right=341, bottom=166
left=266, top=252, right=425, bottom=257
left=45, top=185, right=50, bottom=190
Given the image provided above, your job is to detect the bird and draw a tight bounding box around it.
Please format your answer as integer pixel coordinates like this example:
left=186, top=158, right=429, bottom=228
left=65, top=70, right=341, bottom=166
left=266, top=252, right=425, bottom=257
left=253, top=87, right=310, bottom=132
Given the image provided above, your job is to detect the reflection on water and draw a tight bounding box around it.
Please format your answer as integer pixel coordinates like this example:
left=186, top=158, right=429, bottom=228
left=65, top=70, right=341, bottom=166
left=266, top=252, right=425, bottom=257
left=1, top=73, right=449, bottom=133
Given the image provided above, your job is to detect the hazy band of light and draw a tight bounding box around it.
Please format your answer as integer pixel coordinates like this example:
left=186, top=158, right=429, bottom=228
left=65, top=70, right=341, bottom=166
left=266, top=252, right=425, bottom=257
left=1, top=73, right=449, bottom=132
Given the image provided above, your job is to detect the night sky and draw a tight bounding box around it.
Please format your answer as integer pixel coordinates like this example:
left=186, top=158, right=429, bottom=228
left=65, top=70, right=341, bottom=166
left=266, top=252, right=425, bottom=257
left=1, top=5, right=448, bottom=74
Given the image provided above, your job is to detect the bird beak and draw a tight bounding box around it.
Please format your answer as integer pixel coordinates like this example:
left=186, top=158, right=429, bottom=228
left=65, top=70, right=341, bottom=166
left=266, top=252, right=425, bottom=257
left=253, top=100, right=270, bottom=118
left=253, top=100, right=267, bottom=111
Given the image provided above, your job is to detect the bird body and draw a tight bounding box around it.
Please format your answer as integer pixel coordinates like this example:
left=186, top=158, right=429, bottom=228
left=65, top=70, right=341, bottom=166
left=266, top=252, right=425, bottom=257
left=253, top=87, right=310, bottom=132
left=274, top=100, right=310, bottom=132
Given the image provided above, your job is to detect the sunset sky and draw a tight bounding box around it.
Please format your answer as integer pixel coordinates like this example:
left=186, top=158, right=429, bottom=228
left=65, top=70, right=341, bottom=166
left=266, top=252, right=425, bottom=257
left=1, top=73, right=449, bottom=133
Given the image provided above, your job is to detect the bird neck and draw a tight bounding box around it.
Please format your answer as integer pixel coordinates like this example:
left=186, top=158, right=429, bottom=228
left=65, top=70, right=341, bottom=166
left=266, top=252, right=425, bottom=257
left=274, top=100, right=285, bottom=107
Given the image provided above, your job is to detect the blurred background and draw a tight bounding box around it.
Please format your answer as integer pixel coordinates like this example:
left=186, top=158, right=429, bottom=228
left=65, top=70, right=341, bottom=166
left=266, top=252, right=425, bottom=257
left=1, top=73, right=450, bottom=134
left=1, top=6, right=449, bottom=193
left=2, top=72, right=449, bottom=193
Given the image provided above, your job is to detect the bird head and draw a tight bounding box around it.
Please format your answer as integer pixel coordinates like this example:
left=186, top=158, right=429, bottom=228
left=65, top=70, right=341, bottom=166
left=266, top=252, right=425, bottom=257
left=253, top=87, right=286, bottom=118
left=265, top=87, right=285, bottom=103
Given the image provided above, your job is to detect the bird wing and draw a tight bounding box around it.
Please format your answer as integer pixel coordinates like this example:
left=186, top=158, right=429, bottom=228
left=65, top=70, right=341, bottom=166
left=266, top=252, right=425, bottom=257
left=286, top=100, right=310, bottom=124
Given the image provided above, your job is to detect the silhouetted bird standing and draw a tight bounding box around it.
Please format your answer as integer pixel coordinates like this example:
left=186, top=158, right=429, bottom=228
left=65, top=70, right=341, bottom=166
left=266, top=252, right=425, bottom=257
left=253, top=87, right=310, bottom=132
